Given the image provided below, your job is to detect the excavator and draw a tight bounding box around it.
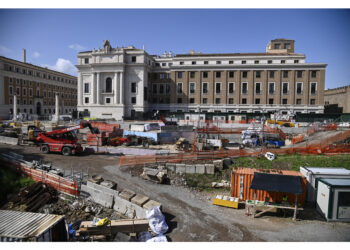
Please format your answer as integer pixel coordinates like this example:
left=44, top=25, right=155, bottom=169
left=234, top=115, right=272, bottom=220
left=36, top=121, right=99, bottom=156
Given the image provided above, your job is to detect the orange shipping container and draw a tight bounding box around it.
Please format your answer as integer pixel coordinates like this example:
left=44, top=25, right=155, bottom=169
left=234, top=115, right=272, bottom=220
left=231, top=168, right=307, bottom=206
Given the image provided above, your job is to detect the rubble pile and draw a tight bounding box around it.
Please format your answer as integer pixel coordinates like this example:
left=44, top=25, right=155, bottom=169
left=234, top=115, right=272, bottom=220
left=4, top=182, right=58, bottom=212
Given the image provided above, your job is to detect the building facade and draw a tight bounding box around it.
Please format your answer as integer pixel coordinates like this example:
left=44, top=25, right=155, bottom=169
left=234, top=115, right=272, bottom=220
left=77, top=39, right=326, bottom=120
left=324, top=85, right=350, bottom=113
left=0, top=53, right=78, bottom=120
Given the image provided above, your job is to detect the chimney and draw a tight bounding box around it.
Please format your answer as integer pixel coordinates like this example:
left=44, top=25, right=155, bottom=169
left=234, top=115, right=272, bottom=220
left=22, top=49, right=26, bottom=63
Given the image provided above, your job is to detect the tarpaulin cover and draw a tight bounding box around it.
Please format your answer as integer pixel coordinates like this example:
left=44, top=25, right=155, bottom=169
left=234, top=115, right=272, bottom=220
left=250, top=172, right=303, bottom=194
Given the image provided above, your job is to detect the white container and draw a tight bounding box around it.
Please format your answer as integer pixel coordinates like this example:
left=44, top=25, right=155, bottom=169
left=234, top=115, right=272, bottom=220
left=316, top=178, right=350, bottom=222
left=300, top=167, right=350, bottom=203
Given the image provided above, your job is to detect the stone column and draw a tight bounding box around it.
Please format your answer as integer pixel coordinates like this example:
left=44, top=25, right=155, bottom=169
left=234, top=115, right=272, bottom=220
left=13, top=95, right=17, bottom=121
left=96, top=73, right=100, bottom=105
left=78, top=73, right=83, bottom=106
left=55, top=93, right=59, bottom=122
left=120, top=72, right=124, bottom=104
left=114, top=72, right=118, bottom=104
left=92, top=73, right=95, bottom=104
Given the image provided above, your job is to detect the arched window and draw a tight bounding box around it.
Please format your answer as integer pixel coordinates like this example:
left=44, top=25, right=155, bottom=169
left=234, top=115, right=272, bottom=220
left=106, top=78, right=112, bottom=93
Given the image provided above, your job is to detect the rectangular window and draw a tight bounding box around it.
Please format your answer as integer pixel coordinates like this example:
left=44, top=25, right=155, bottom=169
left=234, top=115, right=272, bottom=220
left=269, top=98, right=274, bottom=104
left=268, top=60, right=272, bottom=64
left=204, top=61, right=208, bottom=65
left=296, top=82, right=303, bottom=94
left=177, top=83, right=183, bottom=94
left=242, top=98, right=247, bottom=104
left=9, top=86, right=13, bottom=95
left=242, top=60, right=246, bottom=64
left=191, top=61, right=196, bottom=65
left=311, top=71, right=317, bottom=78
left=16, top=87, right=20, bottom=96
left=216, top=61, right=221, bottom=65
left=29, top=88, right=33, bottom=97
left=310, top=82, right=317, bottom=95
left=297, top=71, right=303, bottom=78
left=84, top=58, right=89, bottom=64
left=159, top=84, right=164, bottom=94
left=282, top=82, right=289, bottom=94
left=202, top=82, right=208, bottom=94
left=242, top=82, right=248, bottom=94
left=190, top=72, right=195, bottom=78
left=166, top=84, right=170, bottom=94
left=106, top=98, right=111, bottom=104
left=310, top=99, right=315, bottom=105
left=255, top=82, right=261, bottom=94
left=203, top=72, right=208, bottom=78
left=269, top=71, right=275, bottom=78
left=229, top=60, right=234, bottom=64
left=294, top=60, right=299, bottom=64
left=282, top=99, right=288, bottom=104
left=283, top=71, right=289, bottom=78
left=131, top=82, right=137, bottom=93
left=190, top=98, right=195, bottom=104
left=153, top=84, right=157, bottom=94
left=216, top=72, right=221, bottom=78
left=255, top=71, right=261, bottom=78
left=284, top=43, right=291, bottom=49
left=255, top=98, right=260, bottom=104
left=189, top=83, right=195, bottom=94
left=228, top=82, right=234, bottom=94
left=269, top=82, right=275, bottom=94
left=159, top=73, right=164, bottom=79
left=85, top=97, right=89, bottom=103
left=254, top=60, right=259, bottom=64
left=84, top=83, right=89, bottom=93
left=162, top=63, right=166, bottom=66
left=179, top=61, right=184, bottom=65
left=215, top=98, right=221, bottom=104
left=203, top=98, right=207, bottom=104
left=242, top=71, right=247, bottom=78
left=177, top=98, right=182, bottom=103
left=274, top=43, right=280, bottom=49
left=215, top=83, right=221, bottom=94
left=131, top=56, right=136, bottom=62
left=296, top=99, right=301, bottom=104
left=131, top=97, right=136, bottom=104
left=177, top=72, right=182, bottom=78
left=227, top=98, right=233, bottom=104
left=155, top=63, right=160, bottom=67
left=229, top=71, right=234, bottom=78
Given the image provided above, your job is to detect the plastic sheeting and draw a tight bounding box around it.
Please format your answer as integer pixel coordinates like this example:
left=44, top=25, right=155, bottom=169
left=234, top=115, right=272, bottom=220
left=145, top=207, right=168, bottom=235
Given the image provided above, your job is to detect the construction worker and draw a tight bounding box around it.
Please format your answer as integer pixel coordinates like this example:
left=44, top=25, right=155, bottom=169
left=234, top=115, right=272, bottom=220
left=282, top=195, right=288, bottom=204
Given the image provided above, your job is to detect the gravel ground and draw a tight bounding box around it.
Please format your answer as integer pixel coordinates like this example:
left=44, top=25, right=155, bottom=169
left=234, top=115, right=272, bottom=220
left=0, top=143, right=349, bottom=242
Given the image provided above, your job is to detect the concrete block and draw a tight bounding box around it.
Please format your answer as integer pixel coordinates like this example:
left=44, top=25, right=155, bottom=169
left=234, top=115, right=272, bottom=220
left=195, top=164, right=206, bottom=174
left=176, top=164, right=186, bottom=174
left=131, top=194, right=150, bottom=207
left=0, top=136, right=18, bottom=145
left=113, top=194, right=147, bottom=219
left=119, top=189, right=136, bottom=201
left=205, top=164, right=215, bottom=175
left=82, top=184, right=114, bottom=208
left=165, top=163, right=176, bottom=172
left=100, top=180, right=117, bottom=190
left=213, top=160, right=223, bottom=170
left=87, top=181, right=118, bottom=196
left=185, top=164, right=196, bottom=174
left=143, top=200, right=162, bottom=210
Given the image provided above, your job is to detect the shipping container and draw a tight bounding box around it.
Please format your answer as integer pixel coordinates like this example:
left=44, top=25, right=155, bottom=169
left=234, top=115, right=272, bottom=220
left=316, top=178, right=350, bottom=222
left=300, top=167, right=350, bottom=203
left=231, top=168, right=307, bottom=206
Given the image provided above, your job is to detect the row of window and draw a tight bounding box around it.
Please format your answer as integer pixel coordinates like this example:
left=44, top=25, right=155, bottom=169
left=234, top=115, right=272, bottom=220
left=9, top=98, right=76, bottom=106
left=84, top=96, right=138, bottom=105
left=84, top=78, right=138, bottom=94
left=175, top=70, right=318, bottom=79
left=8, top=77, right=77, bottom=92
left=171, top=82, right=317, bottom=95
left=152, top=97, right=316, bottom=105
left=6, top=64, right=76, bottom=84
left=8, top=85, right=77, bottom=99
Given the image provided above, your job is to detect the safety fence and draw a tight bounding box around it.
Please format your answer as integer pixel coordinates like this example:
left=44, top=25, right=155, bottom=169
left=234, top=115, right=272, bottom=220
left=0, top=155, right=79, bottom=196
left=120, top=129, right=350, bottom=166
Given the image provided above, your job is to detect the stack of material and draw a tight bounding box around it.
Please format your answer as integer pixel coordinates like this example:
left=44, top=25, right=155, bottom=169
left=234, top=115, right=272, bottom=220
left=6, top=182, right=57, bottom=212
left=140, top=166, right=167, bottom=184
left=87, top=122, right=123, bottom=146
left=76, top=219, right=149, bottom=236
left=87, top=132, right=107, bottom=146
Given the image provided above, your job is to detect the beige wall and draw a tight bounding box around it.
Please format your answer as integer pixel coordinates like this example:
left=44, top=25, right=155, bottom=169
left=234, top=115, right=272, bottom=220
left=324, top=85, right=350, bottom=113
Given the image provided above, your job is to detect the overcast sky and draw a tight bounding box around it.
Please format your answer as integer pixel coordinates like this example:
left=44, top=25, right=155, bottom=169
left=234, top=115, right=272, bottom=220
left=0, top=8, right=349, bottom=89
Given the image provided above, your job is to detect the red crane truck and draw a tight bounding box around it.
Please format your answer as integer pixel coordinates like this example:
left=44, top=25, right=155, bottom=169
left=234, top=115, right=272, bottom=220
left=36, top=121, right=99, bottom=156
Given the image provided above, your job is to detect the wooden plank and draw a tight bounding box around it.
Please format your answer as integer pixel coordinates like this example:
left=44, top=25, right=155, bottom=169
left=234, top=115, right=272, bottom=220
left=77, top=219, right=149, bottom=236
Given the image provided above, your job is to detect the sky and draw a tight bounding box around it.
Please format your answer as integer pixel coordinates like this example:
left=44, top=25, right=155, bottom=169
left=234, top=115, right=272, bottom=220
left=0, top=8, right=350, bottom=89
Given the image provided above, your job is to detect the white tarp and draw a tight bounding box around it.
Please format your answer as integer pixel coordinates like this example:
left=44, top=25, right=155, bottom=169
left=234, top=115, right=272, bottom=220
left=146, top=206, right=168, bottom=235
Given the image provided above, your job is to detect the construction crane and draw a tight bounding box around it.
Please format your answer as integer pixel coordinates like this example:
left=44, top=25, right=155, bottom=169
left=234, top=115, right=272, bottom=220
left=36, top=121, right=99, bottom=156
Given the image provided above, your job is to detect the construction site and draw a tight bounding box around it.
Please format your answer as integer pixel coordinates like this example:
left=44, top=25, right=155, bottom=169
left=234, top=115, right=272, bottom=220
left=1, top=108, right=350, bottom=242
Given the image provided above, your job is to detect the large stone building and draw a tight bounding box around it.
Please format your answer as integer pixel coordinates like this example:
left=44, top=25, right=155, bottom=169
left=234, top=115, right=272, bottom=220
left=324, top=84, right=350, bottom=113
left=0, top=51, right=78, bottom=120
left=77, top=39, right=326, bottom=120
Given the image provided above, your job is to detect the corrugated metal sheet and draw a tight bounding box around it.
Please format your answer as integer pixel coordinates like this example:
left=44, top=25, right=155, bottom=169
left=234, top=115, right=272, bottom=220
left=231, top=168, right=307, bottom=206
left=0, top=210, right=64, bottom=240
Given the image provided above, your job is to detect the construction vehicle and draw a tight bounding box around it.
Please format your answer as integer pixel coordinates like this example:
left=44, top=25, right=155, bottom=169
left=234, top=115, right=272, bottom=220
left=36, top=121, right=99, bottom=156
left=175, top=137, right=190, bottom=151
left=266, top=119, right=295, bottom=127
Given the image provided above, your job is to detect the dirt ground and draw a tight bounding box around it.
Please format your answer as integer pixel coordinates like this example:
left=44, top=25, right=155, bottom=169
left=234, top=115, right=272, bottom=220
left=0, top=143, right=350, bottom=242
